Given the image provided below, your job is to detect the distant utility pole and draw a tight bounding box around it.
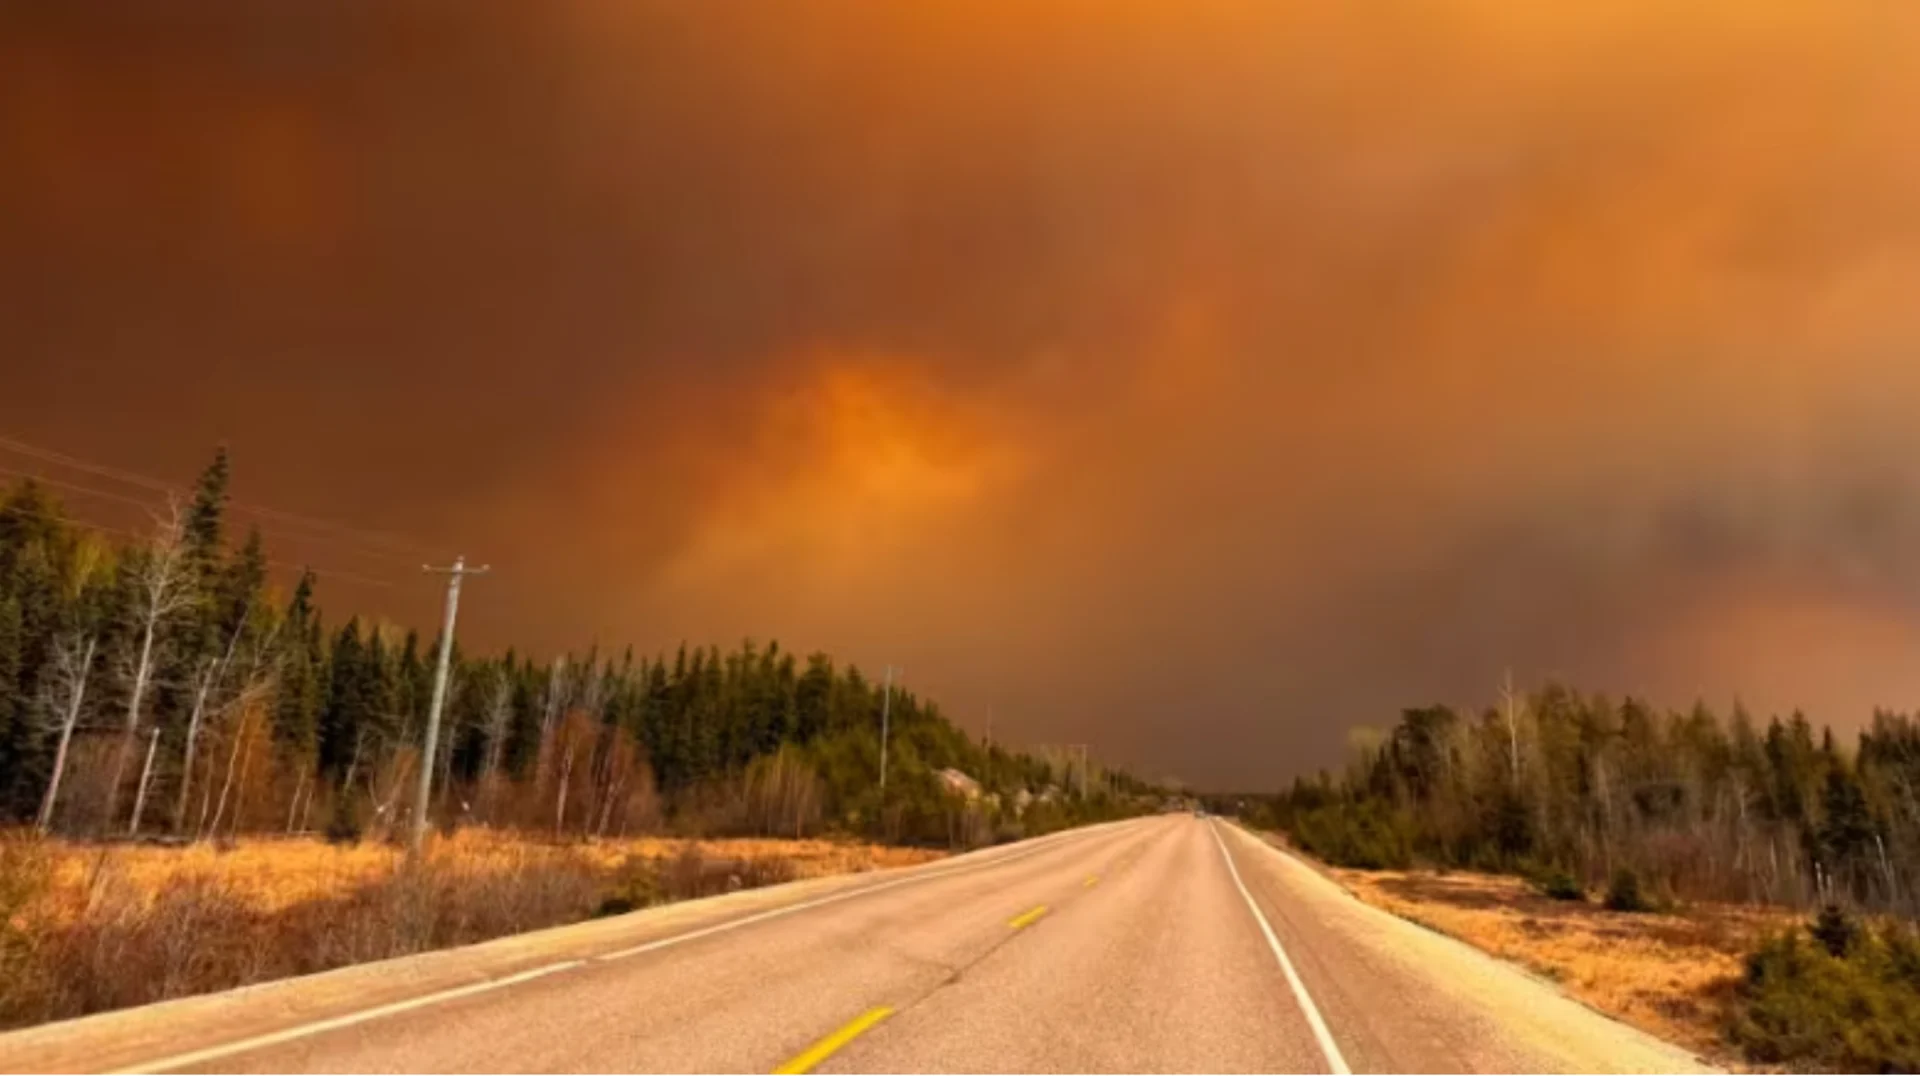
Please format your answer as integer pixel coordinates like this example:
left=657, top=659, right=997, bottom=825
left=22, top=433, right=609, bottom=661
left=411, top=555, right=489, bottom=860
left=878, top=665, right=898, bottom=794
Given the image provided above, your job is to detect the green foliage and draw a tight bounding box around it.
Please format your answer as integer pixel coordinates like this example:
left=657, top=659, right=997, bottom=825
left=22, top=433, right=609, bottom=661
left=1286, top=800, right=1414, bottom=870
left=1731, top=919, right=1920, bottom=1072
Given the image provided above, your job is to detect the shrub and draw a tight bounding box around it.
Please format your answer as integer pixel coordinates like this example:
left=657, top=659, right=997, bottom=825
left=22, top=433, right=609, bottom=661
left=1812, top=903, right=1859, bottom=958
left=1731, top=919, right=1920, bottom=1072
left=324, top=797, right=362, bottom=845
left=1285, top=801, right=1413, bottom=870
left=594, top=857, right=666, bottom=918
left=1604, top=868, right=1648, bottom=913
left=1533, top=867, right=1585, bottom=902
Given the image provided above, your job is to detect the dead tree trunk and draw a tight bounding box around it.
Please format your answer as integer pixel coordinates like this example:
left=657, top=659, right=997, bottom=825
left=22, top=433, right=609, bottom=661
left=555, top=741, right=576, bottom=837
left=173, top=659, right=216, bottom=832
left=205, top=715, right=250, bottom=840
left=286, top=771, right=308, bottom=835
left=128, top=726, right=161, bottom=836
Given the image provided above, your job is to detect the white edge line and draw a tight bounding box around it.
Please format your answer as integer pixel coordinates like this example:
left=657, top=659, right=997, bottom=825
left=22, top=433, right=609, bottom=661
left=108, top=960, right=584, bottom=1075
left=1210, top=819, right=1353, bottom=1076
left=107, top=819, right=1134, bottom=1074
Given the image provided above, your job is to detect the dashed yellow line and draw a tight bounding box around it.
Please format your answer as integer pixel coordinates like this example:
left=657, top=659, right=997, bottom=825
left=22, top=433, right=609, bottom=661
left=1008, top=904, right=1050, bottom=930
left=772, top=1006, right=894, bottom=1075
left=1083, top=874, right=1099, bottom=888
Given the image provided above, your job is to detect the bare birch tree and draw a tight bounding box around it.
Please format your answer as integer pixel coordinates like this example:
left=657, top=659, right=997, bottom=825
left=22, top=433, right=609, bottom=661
left=197, top=627, right=279, bottom=841
left=174, top=604, right=248, bottom=832
left=1499, top=668, right=1524, bottom=789
left=480, top=666, right=513, bottom=820
left=106, top=500, right=194, bottom=824
left=36, top=632, right=97, bottom=833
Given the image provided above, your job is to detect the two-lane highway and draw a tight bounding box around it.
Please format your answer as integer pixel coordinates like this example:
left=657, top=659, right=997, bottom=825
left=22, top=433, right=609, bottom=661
left=0, top=815, right=1714, bottom=1074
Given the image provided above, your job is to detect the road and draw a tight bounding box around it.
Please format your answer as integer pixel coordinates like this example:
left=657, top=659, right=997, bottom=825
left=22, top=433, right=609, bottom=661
left=1, top=815, right=1711, bottom=1074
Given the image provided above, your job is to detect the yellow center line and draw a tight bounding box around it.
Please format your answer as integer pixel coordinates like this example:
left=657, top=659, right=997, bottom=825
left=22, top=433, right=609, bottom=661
left=772, top=1006, right=894, bottom=1075
left=1083, top=874, right=1099, bottom=887
left=1007, top=904, right=1050, bottom=930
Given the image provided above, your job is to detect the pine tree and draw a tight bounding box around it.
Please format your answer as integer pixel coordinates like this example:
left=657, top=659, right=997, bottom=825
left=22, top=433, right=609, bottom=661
left=184, top=446, right=231, bottom=577
left=320, top=619, right=366, bottom=779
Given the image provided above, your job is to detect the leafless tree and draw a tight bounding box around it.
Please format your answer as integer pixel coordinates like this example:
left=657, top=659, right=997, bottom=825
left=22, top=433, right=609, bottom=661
left=197, top=630, right=280, bottom=841
left=106, top=500, right=194, bottom=824
left=535, top=655, right=570, bottom=787
left=36, top=632, right=98, bottom=833
left=173, top=604, right=249, bottom=832
left=1499, top=669, right=1524, bottom=789
left=480, top=667, right=513, bottom=820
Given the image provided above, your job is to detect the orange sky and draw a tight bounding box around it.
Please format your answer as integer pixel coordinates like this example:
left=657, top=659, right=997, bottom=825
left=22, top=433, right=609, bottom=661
left=5, top=1, right=1920, bottom=785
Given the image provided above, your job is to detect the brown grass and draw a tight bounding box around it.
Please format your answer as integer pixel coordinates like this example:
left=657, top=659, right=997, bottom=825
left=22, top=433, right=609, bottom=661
left=33, top=831, right=940, bottom=922
left=0, top=829, right=944, bottom=1031
left=1325, top=864, right=1796, bottom=1063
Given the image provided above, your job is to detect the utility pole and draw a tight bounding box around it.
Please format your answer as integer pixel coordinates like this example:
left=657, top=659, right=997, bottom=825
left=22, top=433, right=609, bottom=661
left=878, top=665, right=897, bottom=794
left=412, top=555, right=489, bottom=860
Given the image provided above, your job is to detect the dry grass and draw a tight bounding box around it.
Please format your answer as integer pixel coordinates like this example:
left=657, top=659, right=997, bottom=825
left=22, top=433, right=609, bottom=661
left=1326, top=864, right=1796, bottom=1062
left=1, top=829, right=944, bottom=1031
left=32, top=831, right=940, bottom=922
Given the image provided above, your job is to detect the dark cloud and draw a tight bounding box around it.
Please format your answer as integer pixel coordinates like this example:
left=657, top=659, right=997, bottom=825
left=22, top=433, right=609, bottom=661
left=5, top=1, right=1920, bottom=786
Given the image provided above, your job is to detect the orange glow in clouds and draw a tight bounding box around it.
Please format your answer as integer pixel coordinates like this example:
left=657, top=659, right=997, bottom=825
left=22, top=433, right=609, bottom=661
left=658, top=357, right=1024, bottom=596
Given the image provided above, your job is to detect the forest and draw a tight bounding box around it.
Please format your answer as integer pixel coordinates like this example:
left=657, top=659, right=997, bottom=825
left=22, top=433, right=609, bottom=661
left=1254, top=676, right=1920, bottom=916
left=0, top=449, right=1151, bottom=849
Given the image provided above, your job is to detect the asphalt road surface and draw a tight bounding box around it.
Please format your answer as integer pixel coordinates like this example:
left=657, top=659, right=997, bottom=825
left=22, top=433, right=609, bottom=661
left=1, top=815, right=1712, bottom=1074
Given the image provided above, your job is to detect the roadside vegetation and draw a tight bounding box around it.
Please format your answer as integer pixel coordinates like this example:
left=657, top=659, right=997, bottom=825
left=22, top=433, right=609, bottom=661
left=0, top=829, right=940, bottom=1031
left=1233, top=681, right=1920, bottom=1070
left=0, top=449, right=1160, bottom=1031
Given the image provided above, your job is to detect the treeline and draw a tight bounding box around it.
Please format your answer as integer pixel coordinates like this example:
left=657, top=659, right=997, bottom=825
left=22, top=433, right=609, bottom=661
left=1259, top=681, right=1920, bottom=915
left=0, top=450, right=1152, bottom=847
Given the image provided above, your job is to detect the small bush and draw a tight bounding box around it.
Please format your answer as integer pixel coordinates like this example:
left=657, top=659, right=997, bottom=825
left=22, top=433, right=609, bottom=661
left=1812, top=904, right=1859, bottom=958
left=1533, top=867, right=1585, bottom=902
left=324, top=798, right=362, bottom=846
left=1604, top=868, right=1648, bottom=913
left=1731, top=919, right=1920, bottom=1072
left=594, top=857, right=666, bottom=918
left=1285, top=801, right=1413, bottom=870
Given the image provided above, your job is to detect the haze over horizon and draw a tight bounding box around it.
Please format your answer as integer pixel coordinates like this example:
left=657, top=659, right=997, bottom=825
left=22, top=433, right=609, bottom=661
left=6, top=1, right=1920, bottom=787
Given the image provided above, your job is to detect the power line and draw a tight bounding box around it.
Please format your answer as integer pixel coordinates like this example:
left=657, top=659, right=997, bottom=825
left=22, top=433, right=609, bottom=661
left=0, top=499, right=396, bottom=590
left=0, top=432, right=450, bottom=560
left=0, top=461, right=423, bottom=570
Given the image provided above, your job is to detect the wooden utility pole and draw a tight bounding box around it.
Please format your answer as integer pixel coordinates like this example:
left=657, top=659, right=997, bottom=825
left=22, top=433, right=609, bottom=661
left=411, top=555, right=488, bottom=860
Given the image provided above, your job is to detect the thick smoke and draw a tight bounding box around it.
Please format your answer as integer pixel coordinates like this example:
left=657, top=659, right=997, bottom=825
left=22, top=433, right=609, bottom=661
left=4, top=2, right=1919, bottom=785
